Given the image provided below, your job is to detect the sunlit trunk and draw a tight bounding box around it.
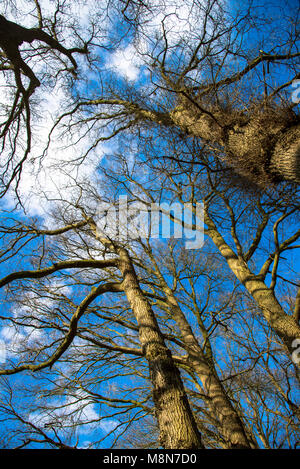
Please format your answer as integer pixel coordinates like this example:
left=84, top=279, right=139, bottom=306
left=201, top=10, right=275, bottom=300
left=206, top=215, right=300, bottom=354
left=118, top=248, right=204, bottom=449
left=149, top=253, right=251, bottom=449
left=148, top=105, right=300, bottom=185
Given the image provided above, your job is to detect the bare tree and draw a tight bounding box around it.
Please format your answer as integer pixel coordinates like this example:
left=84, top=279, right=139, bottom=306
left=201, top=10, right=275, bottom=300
left=0, top=1, right=93, bottom=197
left=48, top=0, right=299, bottom=186
left=0, top=205, right=203, bottom=449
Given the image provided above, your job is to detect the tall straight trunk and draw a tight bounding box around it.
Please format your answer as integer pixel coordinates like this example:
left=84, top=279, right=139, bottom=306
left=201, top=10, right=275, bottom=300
left=118, top=248, right=203, bottom=449
left=165, top=291, right=251, bottom=448
left=205, top=213, right=300, bottom=354
left=88, top=219, right=203, bottom=448
left=148, top=252, right=251, bottom=449
left=169, top=105, right=300, bottom=185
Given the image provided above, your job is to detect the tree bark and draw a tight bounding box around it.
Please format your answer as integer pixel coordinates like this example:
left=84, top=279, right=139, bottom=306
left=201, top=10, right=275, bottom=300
left=118, top=248, right=204, bottom=449
left=148, top=252, right=251, bottom=449
left=165, top=292, right=251, bottom=448
left=205, top=213, right=300, bottom=354
left=130, top=101, right=300, bottom=185
left=270, top=125, right=300, bottom=182
left=169, top=105, right=300, bottom=185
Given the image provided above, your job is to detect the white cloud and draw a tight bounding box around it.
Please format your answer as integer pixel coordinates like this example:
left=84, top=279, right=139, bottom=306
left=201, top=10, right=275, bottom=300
left=0, top=339, right=7, bottom=364
left=109, top=44, right=143, bottom=81
left=0, top=0, right=215, bottom=217
left=29, top=390, right=99, bottom=435
left=0, top=322, right=46, bottom=359
left=79, top=440, right=93, bottom=449
left=0, top=326, right=26, bottom=355
left=99, top=418, right=119, bottom=434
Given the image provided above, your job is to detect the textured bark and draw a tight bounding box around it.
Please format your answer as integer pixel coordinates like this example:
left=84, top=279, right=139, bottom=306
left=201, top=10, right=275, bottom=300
left=98, top=96, right=300, bottom=185
left=205, top=214, right=300, bottom=354
left=169, top=104, right=300, bottom=185
left=118, top=248, right=203, bottom=449
left=166, top=293, right=251, bottom=448
left=148, top=255, right=251, bottom=449
left=270, top=125, right=300, bottom=182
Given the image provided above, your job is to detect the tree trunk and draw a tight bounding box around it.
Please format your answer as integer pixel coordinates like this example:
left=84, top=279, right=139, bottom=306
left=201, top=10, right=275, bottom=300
left=118, top=248, right=204, bottom=449
left=206, top=214, right=300, bottom=355
left=148, top=252, right=251, bottom=448
left=138, top=103, right=300, bottom=185
left=269, top=125, right=300, bottom=182
left=166, top=292, right=251, bottom=448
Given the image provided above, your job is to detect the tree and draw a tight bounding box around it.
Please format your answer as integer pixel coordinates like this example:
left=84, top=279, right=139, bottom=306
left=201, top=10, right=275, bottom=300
left=44, top=0, right=299, bottom=186
left=90, top=136, right=299, bottom=446
left=0, top=1, right=94, bottom=198
left=0, top=213, right=203, bottom=448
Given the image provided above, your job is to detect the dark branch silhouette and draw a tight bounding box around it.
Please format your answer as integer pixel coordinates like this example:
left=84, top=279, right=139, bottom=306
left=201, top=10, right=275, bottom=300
left=0, top=14, right=84, bottom=96
left=0, top=14, right=88, bottom=198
